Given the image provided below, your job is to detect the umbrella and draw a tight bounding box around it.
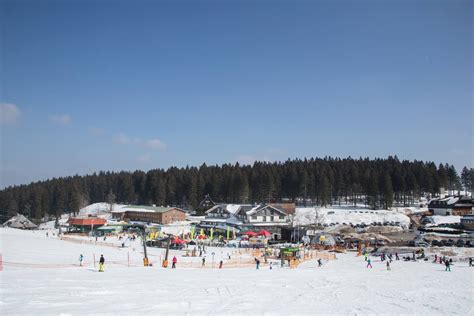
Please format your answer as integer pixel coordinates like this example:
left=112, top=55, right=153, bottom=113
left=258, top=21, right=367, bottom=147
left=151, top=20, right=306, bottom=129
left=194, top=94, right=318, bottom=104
left=257, top=230, right=271, bottom=237
left=172, top=238, right=186, bottom=244
left=243, top=231, right=256, bottom=237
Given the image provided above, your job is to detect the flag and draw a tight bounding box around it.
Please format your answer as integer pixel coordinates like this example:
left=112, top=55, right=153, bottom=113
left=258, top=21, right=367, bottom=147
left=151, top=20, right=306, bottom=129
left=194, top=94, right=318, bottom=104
left=210, top=228, right=214, bottom=240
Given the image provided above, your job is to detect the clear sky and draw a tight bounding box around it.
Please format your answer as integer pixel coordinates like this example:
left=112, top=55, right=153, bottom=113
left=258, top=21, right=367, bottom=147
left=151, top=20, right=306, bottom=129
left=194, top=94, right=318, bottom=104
left=1, top=0, right=472, bottom=188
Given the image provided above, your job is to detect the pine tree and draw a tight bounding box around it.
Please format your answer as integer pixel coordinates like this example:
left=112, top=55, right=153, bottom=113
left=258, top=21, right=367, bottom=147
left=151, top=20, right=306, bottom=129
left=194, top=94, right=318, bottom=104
left=380, top=172, right=394, bottom=209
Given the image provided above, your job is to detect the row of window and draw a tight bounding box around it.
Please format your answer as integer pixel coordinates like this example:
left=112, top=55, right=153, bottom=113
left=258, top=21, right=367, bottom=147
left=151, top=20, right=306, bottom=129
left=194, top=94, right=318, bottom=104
left=251, top=215, right=285, bottom=221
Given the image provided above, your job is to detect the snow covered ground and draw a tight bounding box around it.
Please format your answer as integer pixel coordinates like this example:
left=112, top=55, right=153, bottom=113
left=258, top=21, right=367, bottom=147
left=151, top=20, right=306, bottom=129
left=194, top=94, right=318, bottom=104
left=1, top=228, right=473, bottom=315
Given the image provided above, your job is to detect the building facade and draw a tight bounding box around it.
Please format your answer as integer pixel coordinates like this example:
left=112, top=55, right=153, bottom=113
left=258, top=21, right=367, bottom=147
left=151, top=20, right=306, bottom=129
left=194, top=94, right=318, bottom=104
left=112, top=205, right=186, bottom=224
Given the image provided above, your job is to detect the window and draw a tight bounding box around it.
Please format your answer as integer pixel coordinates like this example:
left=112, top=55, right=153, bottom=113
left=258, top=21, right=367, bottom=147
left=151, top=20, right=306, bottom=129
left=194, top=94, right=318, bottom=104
left=270, top=216, right=274, bottom=221
left=251, top=215, right=257, bottom=220
left=279, top=215, right=285, bottom=220
left=263, top=216, right=267, bottom=222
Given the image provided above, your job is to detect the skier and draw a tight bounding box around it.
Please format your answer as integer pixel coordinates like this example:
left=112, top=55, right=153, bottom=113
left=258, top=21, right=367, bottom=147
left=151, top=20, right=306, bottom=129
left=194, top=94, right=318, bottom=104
left=388, top=254, right=393, bottom=263
left=79, top=254, right=84, bottom=266
left=395, top=252, right=399, bottom=261
left=269, top=262, right=273, bottom=270
left=255, top=258, right=260, bottom=270
left=469, top=258, right=473, bottom=267
left=445, top=259, right=451, bottom=272
left=172, top=256, right=177, bottom=269
left=386, top=261, right=391, bottom=271
left=434, top=254, right=438, bottom=263
left=318, top=259, right=322, bottom=267
left=202, top=257, right=206, bottom=267
left=364, top=253, right=368, bottom=262
left=367, top=258, right=373, bottom=268
left=99, top=254, right=105, bottom=272
left=46, top=232, right=49, bottom=237
left=219, top=260, right=223, bottom=269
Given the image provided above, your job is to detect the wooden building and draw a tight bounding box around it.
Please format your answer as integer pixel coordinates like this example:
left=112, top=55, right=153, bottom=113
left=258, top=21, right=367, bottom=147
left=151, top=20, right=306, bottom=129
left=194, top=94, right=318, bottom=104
left=67, top=217, right=107, bottom=233
left=112, top=205, right=186, bottom=224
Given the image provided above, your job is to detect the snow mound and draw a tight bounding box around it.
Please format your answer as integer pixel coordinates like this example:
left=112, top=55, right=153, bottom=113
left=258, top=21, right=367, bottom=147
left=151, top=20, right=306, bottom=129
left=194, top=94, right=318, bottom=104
left=79, top=202, right=127, bottom=216
left=430, top=216, right=461, bottom=225
left=294, top=207, right=410, bottom=227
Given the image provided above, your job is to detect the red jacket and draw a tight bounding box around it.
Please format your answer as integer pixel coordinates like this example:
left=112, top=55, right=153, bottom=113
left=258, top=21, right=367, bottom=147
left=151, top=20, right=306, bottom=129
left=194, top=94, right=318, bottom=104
left=172, top=257, right=177, bottom=263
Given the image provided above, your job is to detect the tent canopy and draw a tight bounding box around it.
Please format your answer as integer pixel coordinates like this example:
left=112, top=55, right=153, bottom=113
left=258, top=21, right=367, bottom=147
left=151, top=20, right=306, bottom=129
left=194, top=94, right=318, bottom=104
left=257, top=229, right=271, bottom=237
left=243, top=231, right=257, bottom=236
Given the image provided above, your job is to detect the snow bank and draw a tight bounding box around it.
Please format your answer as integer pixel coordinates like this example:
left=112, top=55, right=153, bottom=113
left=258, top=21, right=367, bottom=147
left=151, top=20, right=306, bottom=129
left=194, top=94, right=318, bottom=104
left=294, top=207, right=410, bottom=227
left=431, top=215, right=461, bottom=225
left=79, top=202, right=127, bottom=216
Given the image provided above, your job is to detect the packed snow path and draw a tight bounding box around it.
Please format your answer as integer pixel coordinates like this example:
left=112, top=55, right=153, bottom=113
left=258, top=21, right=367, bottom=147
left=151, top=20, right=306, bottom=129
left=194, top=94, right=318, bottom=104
left=1, top=229, right=472, bottom=315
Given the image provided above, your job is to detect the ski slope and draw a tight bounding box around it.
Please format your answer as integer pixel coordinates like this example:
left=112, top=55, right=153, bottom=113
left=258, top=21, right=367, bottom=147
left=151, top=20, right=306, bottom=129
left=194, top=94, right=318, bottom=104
left=1, top=228, right=473, bottom=315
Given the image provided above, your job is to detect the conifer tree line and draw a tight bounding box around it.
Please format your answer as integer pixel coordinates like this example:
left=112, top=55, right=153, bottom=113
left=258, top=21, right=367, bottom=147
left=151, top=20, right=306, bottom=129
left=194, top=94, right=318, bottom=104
left=0, top=156, right=472, bottom=221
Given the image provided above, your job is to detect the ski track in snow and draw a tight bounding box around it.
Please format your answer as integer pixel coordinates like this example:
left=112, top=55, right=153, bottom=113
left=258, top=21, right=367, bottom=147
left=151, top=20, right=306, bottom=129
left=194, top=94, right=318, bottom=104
left=1, top=228, right=473, bottom=315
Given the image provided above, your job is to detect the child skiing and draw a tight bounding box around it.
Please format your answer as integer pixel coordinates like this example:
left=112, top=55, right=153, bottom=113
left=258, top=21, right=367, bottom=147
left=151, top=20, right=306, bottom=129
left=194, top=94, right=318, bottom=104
left=395, top=252, right=399, bottom=261
left=219, top=260, right=223, bottom=269
left=269, top=262, right=273, bottom=270
left=79, top=254, right=84, bottom=266
left=445, top=259, right=451, bottom=272
left=367, top=258, right=373, bottom=268
left=318, top=259, right=322, bottom=267
left=386, top=261, right=391, bottom=271
left=255, top=258, right=260, bottom=269
left=172, top=256, right=177, bottom=269
left=202, top=257, right=206, bottom=267
left=99, top=254, right=105, bottom=272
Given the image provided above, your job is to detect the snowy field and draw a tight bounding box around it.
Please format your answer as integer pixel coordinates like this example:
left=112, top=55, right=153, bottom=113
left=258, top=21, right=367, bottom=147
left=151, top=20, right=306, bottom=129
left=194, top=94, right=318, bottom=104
left=1, top=228, right=473, bottom=315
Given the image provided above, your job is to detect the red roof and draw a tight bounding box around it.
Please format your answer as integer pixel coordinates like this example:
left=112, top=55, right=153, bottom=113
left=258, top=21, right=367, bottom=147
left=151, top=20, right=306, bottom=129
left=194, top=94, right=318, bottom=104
left=68, top=217, right=107, bottom=226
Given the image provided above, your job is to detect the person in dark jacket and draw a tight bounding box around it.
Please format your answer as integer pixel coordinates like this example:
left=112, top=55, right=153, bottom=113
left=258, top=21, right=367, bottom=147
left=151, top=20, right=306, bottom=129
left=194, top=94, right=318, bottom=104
left=99, top=254, right=105, bottom=272
left=445, top=259, right=451, bottom=272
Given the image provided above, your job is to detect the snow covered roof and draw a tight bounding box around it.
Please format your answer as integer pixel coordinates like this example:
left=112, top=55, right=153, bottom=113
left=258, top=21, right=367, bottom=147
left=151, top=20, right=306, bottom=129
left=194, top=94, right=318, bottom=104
left=2, top=214, right=37, bottom=229
left=206, top=204, right=254, bottom=215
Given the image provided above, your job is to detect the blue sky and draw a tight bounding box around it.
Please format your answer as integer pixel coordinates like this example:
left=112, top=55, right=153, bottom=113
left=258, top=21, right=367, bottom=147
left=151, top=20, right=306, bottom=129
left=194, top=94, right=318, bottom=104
left=1, top=0, right=472, bottom=187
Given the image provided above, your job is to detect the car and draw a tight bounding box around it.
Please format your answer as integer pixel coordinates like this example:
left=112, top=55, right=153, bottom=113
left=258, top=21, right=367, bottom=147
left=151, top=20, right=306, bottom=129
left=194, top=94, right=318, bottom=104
left=465, top=241, right=473, bottom=248
left=408, top=240, right=416, bottom=247
left=445, top=240, right=454, bottom=247
left=456, top=240, right=465, bottom=247
left=416, top=241, right=430, bottom=248
left=440, top=240, right=447, bottom=246
left=431, top=240, right=440, bottom=247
